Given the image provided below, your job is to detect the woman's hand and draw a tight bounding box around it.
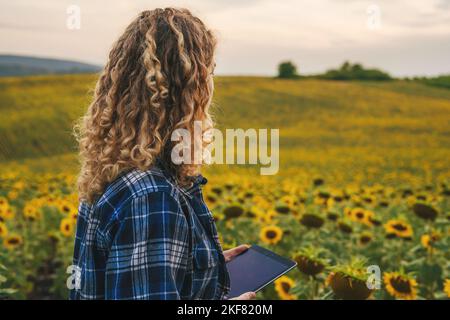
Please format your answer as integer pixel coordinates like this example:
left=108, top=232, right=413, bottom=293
left=230, top=291, right=256, bottom=300
left=223, top=244, right=250, bottom=262
left=223, top=244, right=256, bottom=300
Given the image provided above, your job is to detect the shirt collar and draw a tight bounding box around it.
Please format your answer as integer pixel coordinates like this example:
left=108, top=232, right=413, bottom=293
left=183, top=174, right=208, bottom=199
left=154, top=160, right=207, bottom=199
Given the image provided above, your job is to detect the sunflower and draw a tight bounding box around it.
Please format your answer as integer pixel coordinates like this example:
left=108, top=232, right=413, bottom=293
left=326, top=197, right=335, bottom=208
left=344, top=207, right=353, bottom=218
left=362, top=194, right=376, bottom=205
left=274, top=204, right=290, bottom=214
left=0, top=199, right=14, bottom=220
left=383, top=272, right=417, bottom=300
left=259, top=225, right=283, bottom=245
left=274, top=276, right=297, bottom=300
left=406, top=195, right=416, bottom=207
left=444, top=279, right=450, bottom=298
left=253, top=195, right=270, bottom=209
left=412, top=203, right=438, bottom=221
left=298, top=193, right=307, bottom=204
left=0, top=197, right=9, bottom=210
left=23, top=203, right=41, bottom=221
left=243, top=191, right=254, bottom=199
left=378, top=199, right=389, bottom=208
left=7, top=190, right=19, bottom=200
left=280, top=194, right=297, bottom=207
left=44, top=195, right=57, bottom=206
left=348, top=208, right=374, bottom=226
left=0, top=206, right=15, bottom=220
left=0, top=221, right=8, bottom=238
left=401, top=188, right=413, bottom=198
left=60, top=218, right=74, bottom=237
left=223, top=204, right=244, bottom=220
left=67, top=192, right=78, bottom=204
left=299, top=213, right=324, bottom=229
left=313, top=196, right=325, bottom=206
left=210, top=186, right=222, bottom=195
left=224, top=182, right=234, bottom=191
left=246, top=206, right=262, bottom=218
left=359, top=232, right=373, bottom=245
left=362, top=210, right=375, bottom=226
left=384, top=219, right=413, bottom=239
left=57, top=200, right=77, bottom=216
left=349, top=207, right=366, bottom=223
left=326, top=211, right=339, bottom=221
left=368, top=216, right=382, bottom=227
left=294, top=254, right=325, bottom=276
left=331, top=189, right=344, bottom=202
left=326, top=272, right=372, bottom=300
left=351, top=194, right=362, bottom=206
left=420, top=231, right=441, bottom=252
left=3, top=234, right=23, bottom=250
left=337, top=221, right=353, bottom=234
left=313, top=178, right=324, bottom=187
left=212, top=211, right=225, bottom=221
left=68, top=211, right=78, bottom=221
left=205, top=194, right=217, bottom=208
left=326, top=258, right=372, bottom=300
left=257, top=209, right=277, bottom=224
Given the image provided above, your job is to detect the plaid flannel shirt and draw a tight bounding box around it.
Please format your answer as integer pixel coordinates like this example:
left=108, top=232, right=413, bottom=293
left=69, top=166, right=230, bottom=300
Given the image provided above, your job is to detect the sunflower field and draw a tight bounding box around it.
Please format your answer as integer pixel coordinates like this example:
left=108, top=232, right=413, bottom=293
left=0, top=74, right=449, bottom=300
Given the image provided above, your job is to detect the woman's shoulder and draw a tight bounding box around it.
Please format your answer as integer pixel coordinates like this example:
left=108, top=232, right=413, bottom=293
left=95, top=167, right=179, bottom=209
left=82, top=167, right=189, bottom=251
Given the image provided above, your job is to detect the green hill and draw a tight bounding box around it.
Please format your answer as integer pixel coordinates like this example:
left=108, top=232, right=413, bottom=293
left=0, top=74, right=449, bottom=183
left=0, top=55, right=101, bottom=77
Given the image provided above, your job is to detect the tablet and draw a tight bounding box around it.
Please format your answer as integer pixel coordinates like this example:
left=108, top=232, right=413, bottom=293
left=225, top=245, right=297, bottom=299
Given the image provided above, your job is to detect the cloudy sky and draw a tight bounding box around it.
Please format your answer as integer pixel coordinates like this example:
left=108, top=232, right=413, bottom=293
left=1, top=0, right=449, bottom=76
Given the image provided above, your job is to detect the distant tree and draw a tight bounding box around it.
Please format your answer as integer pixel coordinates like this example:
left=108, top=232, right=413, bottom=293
left=340, top=61, right=351, bottom=72
left=278, top=61, right=298, bottom=78
left=351, top=63, right=363, bottom=72
left=320, top=61, right=391, bottom=81
left=418, top=75, right=450, bottom=89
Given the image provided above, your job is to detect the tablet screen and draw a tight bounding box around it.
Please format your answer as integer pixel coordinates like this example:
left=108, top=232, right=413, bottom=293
left=226, top=245, right=296, bottom=299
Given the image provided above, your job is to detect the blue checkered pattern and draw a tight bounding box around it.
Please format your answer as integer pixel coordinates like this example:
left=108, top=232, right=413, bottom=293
left=69, top=166, right=230, bottom=300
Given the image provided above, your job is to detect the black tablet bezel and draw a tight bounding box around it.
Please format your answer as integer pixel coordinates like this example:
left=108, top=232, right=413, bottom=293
left=226, top=244, right=297, bottom=297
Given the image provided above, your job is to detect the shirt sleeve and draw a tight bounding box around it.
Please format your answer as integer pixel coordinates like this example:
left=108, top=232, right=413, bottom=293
left=104, top=191, right=189, bottom=300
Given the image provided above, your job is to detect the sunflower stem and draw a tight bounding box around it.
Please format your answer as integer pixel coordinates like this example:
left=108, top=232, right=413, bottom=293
left=309, top=275, right=318, bottom=299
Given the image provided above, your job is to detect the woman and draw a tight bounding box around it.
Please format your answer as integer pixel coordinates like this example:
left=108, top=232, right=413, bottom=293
left=70, top=8, right=255, bottom=300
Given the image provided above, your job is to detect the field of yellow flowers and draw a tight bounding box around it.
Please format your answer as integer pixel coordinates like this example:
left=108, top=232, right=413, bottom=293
left=0, top=169, right=449, bottom=299
left=0, top=74, right=449, bottom=299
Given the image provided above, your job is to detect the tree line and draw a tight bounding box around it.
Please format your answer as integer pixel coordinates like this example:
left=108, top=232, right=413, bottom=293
left=277, top=60, right=390, bottom=80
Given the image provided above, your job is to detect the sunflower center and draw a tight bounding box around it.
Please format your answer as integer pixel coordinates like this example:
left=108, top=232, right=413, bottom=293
left=390, top=276, right=412, bottom=294
left=281, top=282, right=291, bottom=293
left=266, top=230, right=277, bottom=239
left=392, top=223, right=407, bottom=231
left=8, top=238, right=20, bottom=245
left=431, top=234, right=439, bottom=242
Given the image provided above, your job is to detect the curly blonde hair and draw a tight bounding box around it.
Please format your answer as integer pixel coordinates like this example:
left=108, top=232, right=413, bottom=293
left=75, top=8, right=216, bottom=203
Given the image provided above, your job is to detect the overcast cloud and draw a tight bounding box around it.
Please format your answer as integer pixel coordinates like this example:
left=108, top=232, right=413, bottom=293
left=0, top=0, right=449, bottom=76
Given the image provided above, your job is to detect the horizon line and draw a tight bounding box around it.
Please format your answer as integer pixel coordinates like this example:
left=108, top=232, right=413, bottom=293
left=1, top=52, right=449, bottom=79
